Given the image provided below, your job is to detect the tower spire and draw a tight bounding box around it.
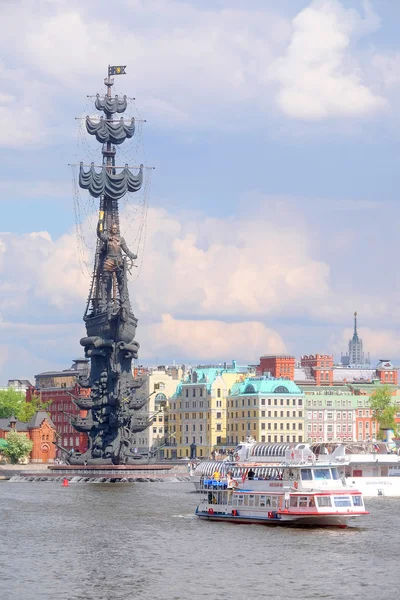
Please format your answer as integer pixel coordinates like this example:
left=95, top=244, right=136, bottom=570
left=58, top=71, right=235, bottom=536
left=353, top=311, right=358, bottom=338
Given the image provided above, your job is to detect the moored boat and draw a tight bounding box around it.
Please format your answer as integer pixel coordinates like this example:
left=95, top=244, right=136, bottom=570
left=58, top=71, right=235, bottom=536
left=191, top=440, right=400, bottom=497
left=195, top=448, right=369, bottom=528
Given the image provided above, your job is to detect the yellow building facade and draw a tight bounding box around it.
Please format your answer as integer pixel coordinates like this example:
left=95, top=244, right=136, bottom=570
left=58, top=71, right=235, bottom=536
left=227, top=377, right=305, bottom=445
left=164, top=365, right=251, bottom=459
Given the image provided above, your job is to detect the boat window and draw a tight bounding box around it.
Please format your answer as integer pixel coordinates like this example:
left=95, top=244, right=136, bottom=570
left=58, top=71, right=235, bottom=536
left=314, top=469, right=332, bottom=480
left=237, top=495, right=244, bottom=506
left=233, top=496, right=238, bottom=507
left=316, top=496, right=332, bottom=507
left=271, top=496, right=278, bottom=508
left=331, top=468, right=340, bottom=480
left=299, top=496, right=308, bottom=507
left=301, top=468, right=313, bottom=480
left=265, top=497, right=271, bottom=507
left=254, top=495, right=259, bottom=507
left=243, top=496, right=249, bottom=506
left=290, top=496, right=298, bottom=507
left=260, top=495, right=266, bottom=507
left=334, top=496, right=352, bottom=507
left=248, top=494, right=255, bottom=507
left=352, top=495, right=363, bottom=507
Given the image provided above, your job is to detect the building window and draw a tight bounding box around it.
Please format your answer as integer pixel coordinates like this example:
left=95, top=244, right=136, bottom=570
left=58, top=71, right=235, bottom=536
left=261, top=423, right=265, bottom=430
left=192, top=389, right=196, bottom=397
left=185, top=389, right=189, bottom=397
left=216, top=412, right=222, bottom=419
left=261, top=399, right=265, bottom=405
left=200, top=389, right=203, bottom=397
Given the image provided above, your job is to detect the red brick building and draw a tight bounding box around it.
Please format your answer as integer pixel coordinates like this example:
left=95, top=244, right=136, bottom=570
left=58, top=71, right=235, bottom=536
left=26, top=359, right=90, bottom=459
left=376, top=359, right=398, bottom=385
left=257, top=355, right=295, bottom=380
left=0, top=412, right=56, bottom=463
left=300, top=354, right=334, bottom=386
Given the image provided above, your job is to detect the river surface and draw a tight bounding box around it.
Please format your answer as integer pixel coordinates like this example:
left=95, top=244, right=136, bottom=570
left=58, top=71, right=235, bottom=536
left=0, top=481, right=398, bottom=600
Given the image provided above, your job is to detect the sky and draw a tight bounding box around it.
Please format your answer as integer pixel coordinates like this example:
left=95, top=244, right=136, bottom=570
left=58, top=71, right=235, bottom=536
left=1, top=0, right=400, bottom=383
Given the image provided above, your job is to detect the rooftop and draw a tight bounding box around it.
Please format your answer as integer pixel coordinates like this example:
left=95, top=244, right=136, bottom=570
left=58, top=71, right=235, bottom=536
left=229, top=377, right=303, bottom=396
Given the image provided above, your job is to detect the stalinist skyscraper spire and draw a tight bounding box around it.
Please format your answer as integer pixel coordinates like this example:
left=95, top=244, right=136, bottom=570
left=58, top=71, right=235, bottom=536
left=341, top=311, right=370, bottom=367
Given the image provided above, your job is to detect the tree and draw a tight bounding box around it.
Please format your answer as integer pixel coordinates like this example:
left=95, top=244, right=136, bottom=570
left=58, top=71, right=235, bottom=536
left=3, top=431, right=33, bottom=464
left=0, top=389, right=25, bottom=418
left=18, top=395, right=52, bottom=422
left=369, top=385, right=399, bottom=439
left=0, top=390, right=51, bottom=422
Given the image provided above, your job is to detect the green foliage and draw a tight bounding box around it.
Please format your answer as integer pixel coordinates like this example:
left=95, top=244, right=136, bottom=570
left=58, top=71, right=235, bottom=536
left=369, top=385, right=399, bottom=438
left=0, top=389, right=25, bottom=419
left=0, top=390, right=51, bottom=422
left=18, top=395, right=52, bottom=422
left=3, top=431, right=33, bottom=464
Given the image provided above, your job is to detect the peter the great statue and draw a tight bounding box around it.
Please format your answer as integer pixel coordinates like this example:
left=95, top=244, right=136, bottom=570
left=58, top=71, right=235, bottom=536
left=67, top=66, right=153, bottom=465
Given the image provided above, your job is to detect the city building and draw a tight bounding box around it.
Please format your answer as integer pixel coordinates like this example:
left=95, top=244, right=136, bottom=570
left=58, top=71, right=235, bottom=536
left=257, top=355, right=295, bottom=380
left=299, top=354, right=333, bottom=386
left=376, top=359, right=398, bottom=385
left=0, top=411, right=56, bottom=463
left=130, top=366, right=180, bottom=457
left=227, top=377, right=305, bottom=445
left=303, top=389, right=359, bottom=443
left=341, top=312, right=370, bottom=366
left=0, top=379, right=32, bottom=394
left=165, top=361, right=252, bottom=459
left=26, top=359, right=90, bottom=459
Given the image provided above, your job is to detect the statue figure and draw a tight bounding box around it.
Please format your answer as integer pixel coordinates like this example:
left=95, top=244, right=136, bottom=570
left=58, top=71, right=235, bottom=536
left=97, top=214, right=137, bottom=313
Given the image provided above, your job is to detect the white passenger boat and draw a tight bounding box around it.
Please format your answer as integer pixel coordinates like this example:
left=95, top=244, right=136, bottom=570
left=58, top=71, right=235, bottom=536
left=191, top=440, right=400, bottom=497
left=195, top=449, right=368, bottom=528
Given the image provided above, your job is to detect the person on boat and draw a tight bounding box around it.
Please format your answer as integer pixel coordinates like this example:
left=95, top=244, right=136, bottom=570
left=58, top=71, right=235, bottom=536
left=213, top=469, right=221, bottom=481
left=248, top=468, right=255, bottom=480
left=227, top=471, right=238, bottom=496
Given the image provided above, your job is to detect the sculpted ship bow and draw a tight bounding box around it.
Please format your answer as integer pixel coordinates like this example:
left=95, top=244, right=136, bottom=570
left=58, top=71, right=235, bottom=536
left=69, top=66, right=151, bottom=465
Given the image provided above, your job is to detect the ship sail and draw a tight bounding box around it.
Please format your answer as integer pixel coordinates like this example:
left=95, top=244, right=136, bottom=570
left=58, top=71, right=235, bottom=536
left=79, top=162, right=143, bottom=200
left=86, top=116, right=135, bottom=144
left=95, top=94, right=127, bottom=113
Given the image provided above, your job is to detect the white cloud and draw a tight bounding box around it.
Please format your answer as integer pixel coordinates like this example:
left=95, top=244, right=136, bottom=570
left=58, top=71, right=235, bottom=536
left=141, top=314, right=286, bottom=362
left=0, top=0, right=290, bottom=146
left=269, top=0, right=387, bottom=120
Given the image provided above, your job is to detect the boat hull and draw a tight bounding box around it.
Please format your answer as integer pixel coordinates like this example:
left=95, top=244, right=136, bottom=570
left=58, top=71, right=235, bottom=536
left=195, top=510, right=361, bottom=528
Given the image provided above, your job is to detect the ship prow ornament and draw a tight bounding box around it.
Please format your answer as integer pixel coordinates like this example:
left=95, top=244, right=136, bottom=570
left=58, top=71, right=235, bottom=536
left=68, top=66, right=153, bottom=465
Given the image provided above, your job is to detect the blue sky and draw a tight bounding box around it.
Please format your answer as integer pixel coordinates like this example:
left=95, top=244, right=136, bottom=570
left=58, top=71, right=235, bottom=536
left=1, top=0, right=400, bottom=383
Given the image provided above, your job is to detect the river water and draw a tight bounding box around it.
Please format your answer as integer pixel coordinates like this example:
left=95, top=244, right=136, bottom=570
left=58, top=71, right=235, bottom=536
left=0, top=481, right=398, bottom=600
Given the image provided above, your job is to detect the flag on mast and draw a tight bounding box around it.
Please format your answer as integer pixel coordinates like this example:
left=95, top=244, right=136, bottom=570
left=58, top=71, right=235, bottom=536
left=108, top=65, right=127, bottom=76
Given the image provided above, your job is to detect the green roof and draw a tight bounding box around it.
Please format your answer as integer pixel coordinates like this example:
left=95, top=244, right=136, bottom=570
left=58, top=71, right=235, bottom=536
left=230, top=377, right=303, bottom=396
